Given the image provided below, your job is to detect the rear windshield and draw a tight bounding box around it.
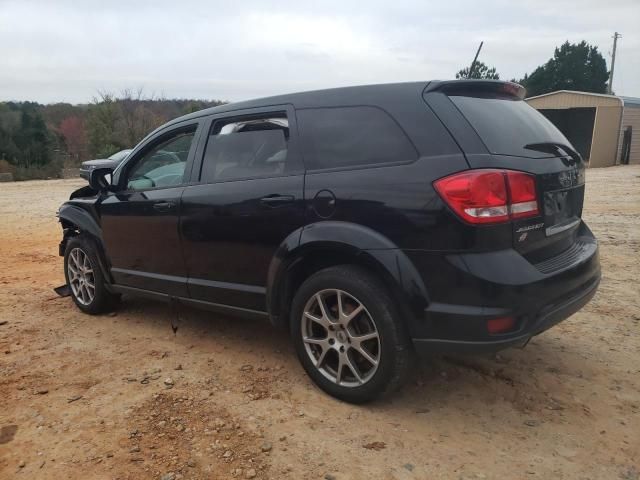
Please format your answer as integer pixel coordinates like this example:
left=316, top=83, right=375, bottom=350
left=450, top=94, right=571, bottom=158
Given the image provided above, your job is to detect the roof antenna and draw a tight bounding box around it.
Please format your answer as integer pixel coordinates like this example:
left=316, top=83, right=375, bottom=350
left=468, top=41, right=484, bottom=79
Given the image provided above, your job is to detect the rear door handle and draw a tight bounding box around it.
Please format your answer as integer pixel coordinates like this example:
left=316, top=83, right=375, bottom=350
left=153, top=201, right=176, bottom=212
left=260, top=195, right=295, bottom=207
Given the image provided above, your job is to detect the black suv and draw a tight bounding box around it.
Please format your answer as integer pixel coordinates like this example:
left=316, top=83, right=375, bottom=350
left=57, top=80, right=600, bottom=403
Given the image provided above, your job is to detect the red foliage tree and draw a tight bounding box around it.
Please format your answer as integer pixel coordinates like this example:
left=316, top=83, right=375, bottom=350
left=58, top=115, right=88, bottom=163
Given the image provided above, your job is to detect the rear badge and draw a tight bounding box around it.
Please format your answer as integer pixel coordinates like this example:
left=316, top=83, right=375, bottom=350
left=516, top=222, right=544, bottom=241
left=516, top=223, right=544, bottom=233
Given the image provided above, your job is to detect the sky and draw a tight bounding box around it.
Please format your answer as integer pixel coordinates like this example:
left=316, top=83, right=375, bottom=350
left=1, top=0, right=639, bottom=104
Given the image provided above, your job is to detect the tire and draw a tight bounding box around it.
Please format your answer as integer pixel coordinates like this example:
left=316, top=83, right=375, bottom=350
left=64, top=234, right=119, bottom=314
left=290, top=265, right=412, bottom=403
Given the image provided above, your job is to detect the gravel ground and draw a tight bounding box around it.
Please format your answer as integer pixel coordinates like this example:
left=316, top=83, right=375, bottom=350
left=1, top=167, right=639, bottom=480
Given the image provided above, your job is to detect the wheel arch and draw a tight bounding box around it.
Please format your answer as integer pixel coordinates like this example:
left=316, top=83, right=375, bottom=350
left=58, top=204, right=113, bottom=285
left=58, top=204, right=102, bottom=239
left=266, top=221, right=430, bottom=330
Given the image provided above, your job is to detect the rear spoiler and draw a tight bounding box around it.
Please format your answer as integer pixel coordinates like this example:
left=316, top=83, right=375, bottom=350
left=424, top=80, right=526, bottom=100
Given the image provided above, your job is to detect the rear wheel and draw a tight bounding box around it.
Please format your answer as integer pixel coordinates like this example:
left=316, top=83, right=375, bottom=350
left=290, top=265, right=411, bottom=403
left=64, top=235, right=118, bottom=314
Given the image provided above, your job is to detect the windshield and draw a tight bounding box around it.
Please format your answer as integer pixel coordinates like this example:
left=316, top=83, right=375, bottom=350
left=108, top=149, right=132, bottom=161
left=449, top=94, right=571, bottom=158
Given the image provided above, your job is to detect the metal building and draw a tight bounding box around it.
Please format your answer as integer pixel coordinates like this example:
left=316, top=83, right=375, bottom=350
left=526, top=90, right=640, bottom=167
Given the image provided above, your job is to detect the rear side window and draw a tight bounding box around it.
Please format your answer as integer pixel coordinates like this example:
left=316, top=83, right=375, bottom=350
left=297, top=106, right=418, bottom=170
left=449, top=94, right=571, bottom=158
left=200, top=114, right=294, bottom=183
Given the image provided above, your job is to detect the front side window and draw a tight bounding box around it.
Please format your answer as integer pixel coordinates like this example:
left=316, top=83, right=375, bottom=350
left=200, top=115, right=291, bottom=183
left=126, top=129, right=195, bottom=191
left=296, top=106, right=418, bottom=170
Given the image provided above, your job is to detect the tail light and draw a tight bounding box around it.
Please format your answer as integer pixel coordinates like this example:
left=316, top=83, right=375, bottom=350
left=505, top=171, right=538, bottom=219
left=434, top=169, right=539, bottom=225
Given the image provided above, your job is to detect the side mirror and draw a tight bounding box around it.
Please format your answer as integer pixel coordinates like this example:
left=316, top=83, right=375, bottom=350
left=89, top=166, right=114, bottom=192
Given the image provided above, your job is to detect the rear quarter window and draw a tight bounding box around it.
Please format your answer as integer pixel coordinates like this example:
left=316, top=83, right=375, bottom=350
left=450, top=94, right=571, bottom=158
left=296, top=106, right=418, bottom=170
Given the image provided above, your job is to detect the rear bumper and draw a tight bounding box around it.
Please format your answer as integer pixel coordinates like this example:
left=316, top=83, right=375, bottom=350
left=412, top=271, right=600, bottom=354
left=406, top=221, right=601, bottom=355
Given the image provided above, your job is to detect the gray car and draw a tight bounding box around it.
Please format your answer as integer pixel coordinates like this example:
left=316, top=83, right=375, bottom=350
left=79, top=149, right=132, bottom=181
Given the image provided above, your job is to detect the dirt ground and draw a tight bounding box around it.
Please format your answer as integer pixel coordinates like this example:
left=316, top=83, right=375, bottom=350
left=1, top=166, right=639, bottom=480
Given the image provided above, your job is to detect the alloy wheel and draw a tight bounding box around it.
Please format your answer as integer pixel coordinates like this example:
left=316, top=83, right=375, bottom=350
left=67, top=247, right=95, bottom=306
left=301, top=289, right=381, bottom=387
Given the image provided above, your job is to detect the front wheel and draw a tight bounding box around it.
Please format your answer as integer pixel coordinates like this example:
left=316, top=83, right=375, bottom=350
left=64, top=234, right=118, bottom=314
left=290, top=266, right=412, bottom=403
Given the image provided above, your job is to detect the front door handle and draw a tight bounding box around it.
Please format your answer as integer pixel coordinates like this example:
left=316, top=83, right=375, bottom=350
left=260, top=194, right=295, bottom=207
left=153, top=201, right=176, bottom=212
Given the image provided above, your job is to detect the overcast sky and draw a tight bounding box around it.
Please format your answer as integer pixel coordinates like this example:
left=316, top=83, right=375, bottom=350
left=1, top=0, right=638, bottom=104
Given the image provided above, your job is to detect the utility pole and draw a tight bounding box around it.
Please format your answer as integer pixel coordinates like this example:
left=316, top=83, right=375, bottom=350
left=608, top=32, right=621, bottom=94
left=468, top=41, right=483, bottom=79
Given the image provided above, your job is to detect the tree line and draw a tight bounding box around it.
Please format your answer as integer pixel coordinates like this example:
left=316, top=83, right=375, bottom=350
left=456, top=40, right=610, bottom=97
left=0, top=40, right=612, bottom=180
left=0, top=91, right=224, bottom=180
